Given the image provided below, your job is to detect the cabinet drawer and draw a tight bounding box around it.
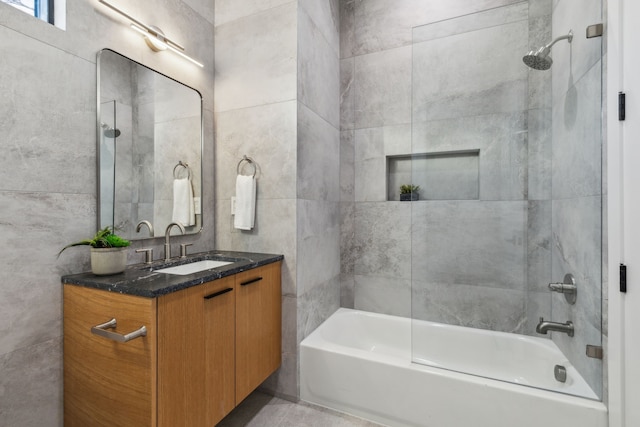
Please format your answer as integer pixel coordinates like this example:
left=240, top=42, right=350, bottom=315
left=63, top=285, right=156, bottom=427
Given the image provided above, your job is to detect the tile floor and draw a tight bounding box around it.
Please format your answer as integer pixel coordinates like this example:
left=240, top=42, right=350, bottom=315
left=217, top=391, right=384, bottom=426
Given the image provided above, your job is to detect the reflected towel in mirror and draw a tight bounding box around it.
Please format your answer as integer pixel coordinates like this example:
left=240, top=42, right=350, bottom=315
left=234, top=175, right=256, bottom=230
left=172, top=178, right=195, bottom=226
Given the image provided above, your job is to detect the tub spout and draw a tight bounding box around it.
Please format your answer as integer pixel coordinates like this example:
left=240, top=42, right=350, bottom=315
left=536, top=317, right=574, bottom=337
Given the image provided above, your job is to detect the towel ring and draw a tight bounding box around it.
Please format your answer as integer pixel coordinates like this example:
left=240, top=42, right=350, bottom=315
left=236, top=155, right=257, bottom=178
left=173, top=161, right=191, bottom=179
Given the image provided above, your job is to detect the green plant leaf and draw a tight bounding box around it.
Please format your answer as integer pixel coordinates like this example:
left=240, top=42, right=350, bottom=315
left=57, top=226, right=130, bottom=258
left=400, top=184, right=420, bottom=194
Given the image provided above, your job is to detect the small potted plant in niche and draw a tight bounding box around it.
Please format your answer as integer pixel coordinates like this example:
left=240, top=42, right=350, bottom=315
left=58, top=227, right=131, bottom=275
left=400, top=184, right=420, bottom=201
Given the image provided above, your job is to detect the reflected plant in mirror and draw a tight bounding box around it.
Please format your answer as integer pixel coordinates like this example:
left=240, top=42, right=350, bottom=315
left=97, top=49, right=203, bottom=240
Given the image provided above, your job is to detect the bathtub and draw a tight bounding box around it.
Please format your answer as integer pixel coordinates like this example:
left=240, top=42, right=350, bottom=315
left=300, top=308, right=607, bottom=427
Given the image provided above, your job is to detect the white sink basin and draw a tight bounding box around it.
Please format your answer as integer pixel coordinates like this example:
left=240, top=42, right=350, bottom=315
left=155, top=260, right=233, bottom=275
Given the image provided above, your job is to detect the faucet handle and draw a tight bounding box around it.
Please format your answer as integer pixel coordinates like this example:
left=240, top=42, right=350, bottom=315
left=548, top=282, right=577, bottom=293
left=135, top=248, right=154, bottom=264
left=180, top=243, right=193, bottom=258
left=547, top=274, right=577, bottom=305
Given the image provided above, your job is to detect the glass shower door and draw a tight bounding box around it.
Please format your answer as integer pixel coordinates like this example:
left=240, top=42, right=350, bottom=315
left=409, top=0, right=603, bottom=400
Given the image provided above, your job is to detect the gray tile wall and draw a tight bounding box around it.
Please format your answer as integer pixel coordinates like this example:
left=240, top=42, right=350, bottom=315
left=0, top=0, right=215, bottom=424
left=295, top=0, right=342, bottom=394
left=214, top=0, right=299, bottom=399
left=341, top=0, right=533, bottom=330
left=214, top=0, right=341, bottom=400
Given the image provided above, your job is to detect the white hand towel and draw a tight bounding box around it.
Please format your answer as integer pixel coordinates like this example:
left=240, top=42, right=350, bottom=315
left=172, top=178, right=195, bottom=226
left=234, top=174, right=256, bottom=230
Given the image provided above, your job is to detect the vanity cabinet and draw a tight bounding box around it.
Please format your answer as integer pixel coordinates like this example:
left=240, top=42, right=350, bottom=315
left=63, top=261, right=282, bottom=427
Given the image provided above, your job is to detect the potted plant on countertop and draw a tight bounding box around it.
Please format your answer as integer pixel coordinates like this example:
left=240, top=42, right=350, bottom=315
left=58, top=227, right=131, bottom=275
left=400, top=184, right=420, bottom=201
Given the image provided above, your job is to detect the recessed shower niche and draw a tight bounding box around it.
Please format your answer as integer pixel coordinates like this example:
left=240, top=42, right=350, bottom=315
left=387, top=150, right=479, bottom=201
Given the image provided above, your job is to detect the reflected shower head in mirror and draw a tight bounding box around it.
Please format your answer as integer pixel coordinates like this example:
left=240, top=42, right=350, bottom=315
left=523, top=30, right=573, bottom=70
left=101, top=122, right=121, bottom=138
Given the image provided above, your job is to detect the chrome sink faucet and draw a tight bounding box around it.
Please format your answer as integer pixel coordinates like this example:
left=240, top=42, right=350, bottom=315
left=536, top=317, right=574, bottom=337
left=164, top=222, right=186, bottom=261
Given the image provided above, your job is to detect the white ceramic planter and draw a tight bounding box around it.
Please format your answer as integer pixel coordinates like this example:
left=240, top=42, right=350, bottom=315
left=90, top=247, right=128, bottom=275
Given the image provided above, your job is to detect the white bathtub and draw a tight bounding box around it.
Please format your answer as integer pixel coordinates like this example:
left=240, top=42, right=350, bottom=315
left=300, top=308, right=607, bottom=427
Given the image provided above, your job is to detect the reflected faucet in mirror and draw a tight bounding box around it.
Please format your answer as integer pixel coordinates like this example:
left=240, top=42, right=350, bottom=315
left=136, top=220, right=154, bottom=237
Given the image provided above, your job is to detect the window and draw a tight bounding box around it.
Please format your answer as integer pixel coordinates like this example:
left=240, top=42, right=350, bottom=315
left=1, top=0, right=55, bottom=25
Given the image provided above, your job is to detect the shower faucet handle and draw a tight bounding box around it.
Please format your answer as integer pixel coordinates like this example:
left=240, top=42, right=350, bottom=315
left=547, top=273, right=577, bottom=305
left=548, top=282, right=577, bottom=293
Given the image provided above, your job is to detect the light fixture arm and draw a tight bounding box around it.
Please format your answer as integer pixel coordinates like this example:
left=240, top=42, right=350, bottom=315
left=98, top=0, right=184, bottom=51
left=98, top=0, right=203, bottom=67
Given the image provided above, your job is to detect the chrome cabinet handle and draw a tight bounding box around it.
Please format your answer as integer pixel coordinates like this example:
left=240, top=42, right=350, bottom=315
left=91, top=318, right=147, bottom=343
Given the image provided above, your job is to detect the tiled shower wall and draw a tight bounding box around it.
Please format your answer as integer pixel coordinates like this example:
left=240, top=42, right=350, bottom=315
left=0, top=0, right=215, bottom=425
left=340, top=0, right=547, bottom=330
left=410, top=3, right=533, bottom=332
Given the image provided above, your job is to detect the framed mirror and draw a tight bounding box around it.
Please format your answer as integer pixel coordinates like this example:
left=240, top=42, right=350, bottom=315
left=97, top=49, right=203, bottom=240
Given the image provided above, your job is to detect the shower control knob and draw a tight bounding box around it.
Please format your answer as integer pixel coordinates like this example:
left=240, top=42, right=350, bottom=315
left=548, top=282, right=576, bottom=293
left=547, top=273, right=577, bottom=304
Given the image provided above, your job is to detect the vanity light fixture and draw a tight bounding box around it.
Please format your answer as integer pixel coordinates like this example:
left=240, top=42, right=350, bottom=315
left=98, top=0, right=204, bottom=68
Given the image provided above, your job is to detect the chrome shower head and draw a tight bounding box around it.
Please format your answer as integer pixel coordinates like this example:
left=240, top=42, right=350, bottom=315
left=523, top=30, right=573, bottom=71
left=104, top=128, right=121, bottom=138
left=100, top=122, right=121, bottom=138
left=523, top=46, right=553, bottom=70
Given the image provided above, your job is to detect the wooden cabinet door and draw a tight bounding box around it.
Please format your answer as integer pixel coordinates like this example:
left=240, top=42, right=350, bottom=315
left=203, top=277, right=236, bottom=425
left=157, top=276, right=236, bottom=427
left=64, top=285, right=156, bottom=427
left=157, top=284, right=206, bottom=427
left=235, top=261, right=282, bottom=404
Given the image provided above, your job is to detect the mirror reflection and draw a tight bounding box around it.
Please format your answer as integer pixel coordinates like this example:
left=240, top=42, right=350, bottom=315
left=98, top=49, right=203, bottom=240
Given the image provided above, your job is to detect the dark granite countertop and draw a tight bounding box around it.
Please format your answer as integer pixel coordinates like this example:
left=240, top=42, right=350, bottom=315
left=61, top=250, right=284, bottom=298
